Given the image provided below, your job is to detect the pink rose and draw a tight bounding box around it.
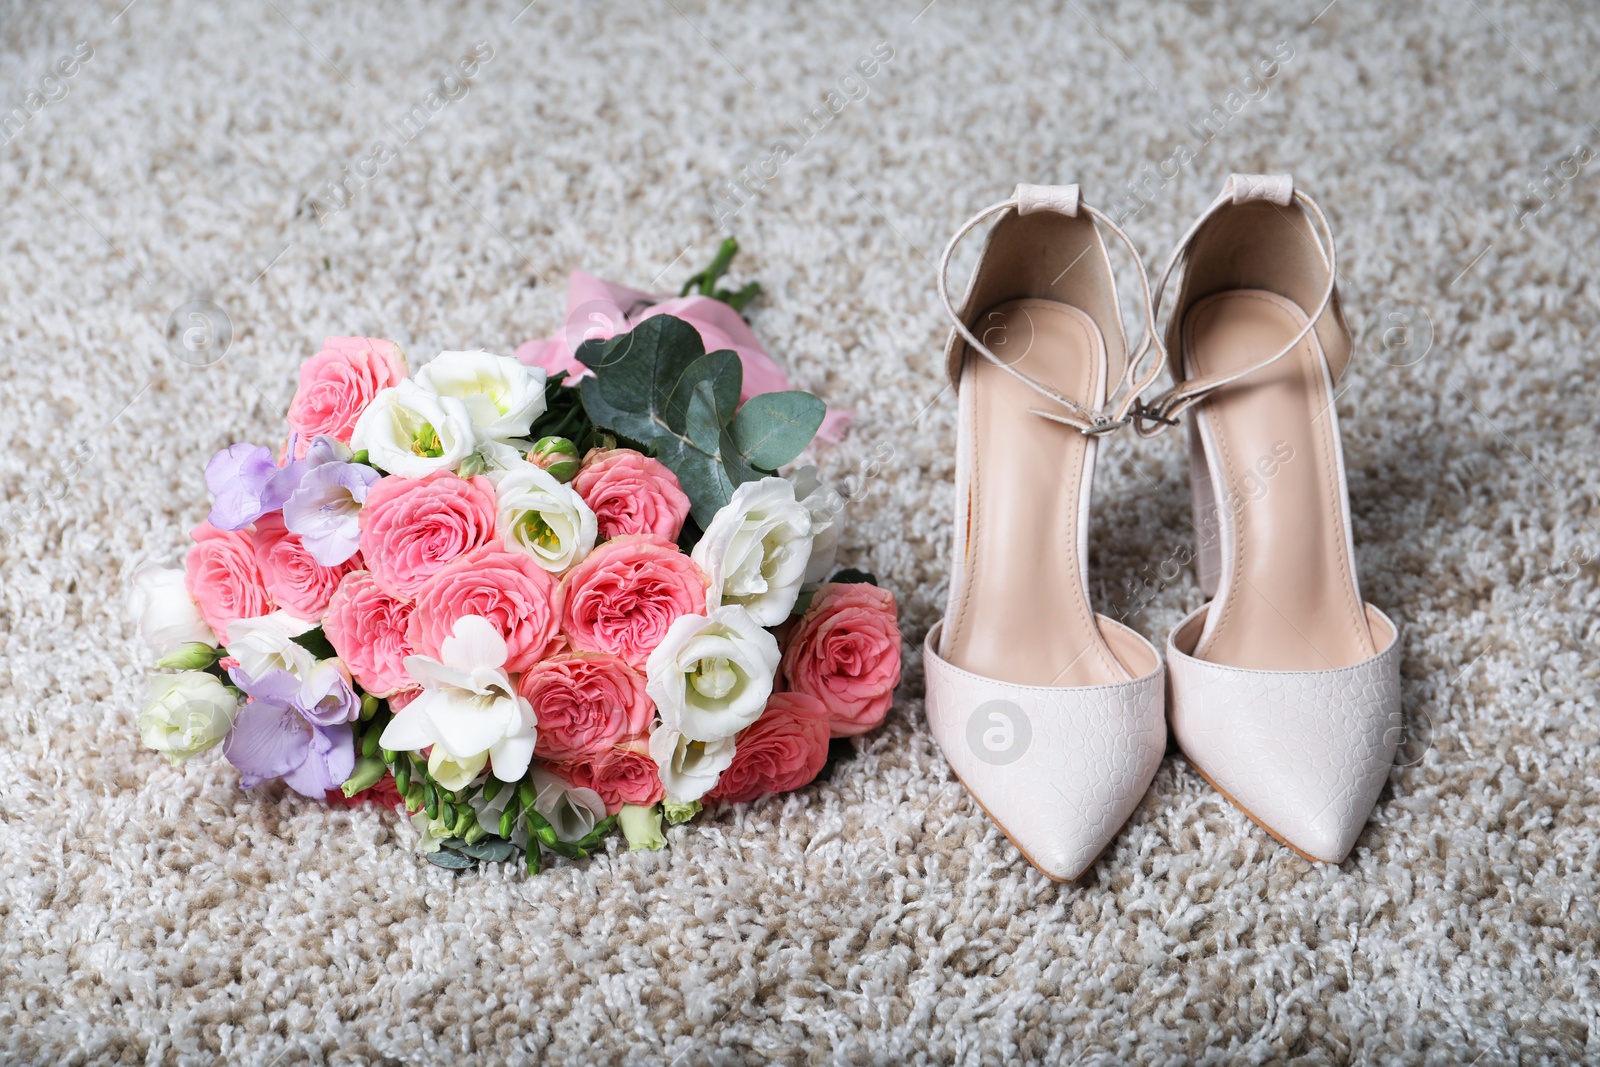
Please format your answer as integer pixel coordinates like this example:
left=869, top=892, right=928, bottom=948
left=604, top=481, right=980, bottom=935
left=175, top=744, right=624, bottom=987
left=705, top=692, right=831, bottom=804
left=358, top=471, right=498, bottom=600
left=252, top=512, right=362, bottom=620
left=184, top=521, right=272, bottom=645
left=563, top=739, right=665, bottom=814
left=572, top=448, right=691, bottom=542
left=407, top=542, right=562, bottom=674
left=781, top=582, right=902, bottom=737
left=324, top=571, right=416, bottom=697
left=285, top=337, right=407, bottom=458
left=558, top=534, right=707, bottom=669
left=518, top=652, right=651, bottom=762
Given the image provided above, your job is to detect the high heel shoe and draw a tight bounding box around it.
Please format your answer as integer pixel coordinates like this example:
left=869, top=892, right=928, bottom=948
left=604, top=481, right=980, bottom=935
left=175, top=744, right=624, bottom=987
left=923, top=184, right=1168, bottom=881
left=1136, top=173, right=1402, bottom=863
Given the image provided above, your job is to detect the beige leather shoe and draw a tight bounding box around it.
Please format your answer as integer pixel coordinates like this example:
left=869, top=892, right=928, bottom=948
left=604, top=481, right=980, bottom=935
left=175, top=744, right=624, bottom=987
left=1137, top=173, right=1403, bottom=864
left=924, top=184, right=1168, bottom=881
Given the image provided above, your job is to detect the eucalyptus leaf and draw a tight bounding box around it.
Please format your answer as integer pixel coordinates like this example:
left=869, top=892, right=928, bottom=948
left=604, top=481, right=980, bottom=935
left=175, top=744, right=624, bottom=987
left=729, top=391, right=825, bottom=469
left=577, top=315, right=764, bottom=525
left=425, top=848, right=476, bottom=870
left=449, top=837, right=516, bottom=863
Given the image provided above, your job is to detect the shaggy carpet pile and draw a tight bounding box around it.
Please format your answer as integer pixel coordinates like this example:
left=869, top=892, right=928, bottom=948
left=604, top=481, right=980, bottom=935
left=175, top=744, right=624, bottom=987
left=2, top=0, right=1596, bottom=1063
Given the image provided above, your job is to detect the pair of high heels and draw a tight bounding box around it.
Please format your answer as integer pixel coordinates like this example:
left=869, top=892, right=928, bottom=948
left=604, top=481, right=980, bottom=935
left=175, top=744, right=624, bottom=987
left=924, top=174, right=1402, bottom=880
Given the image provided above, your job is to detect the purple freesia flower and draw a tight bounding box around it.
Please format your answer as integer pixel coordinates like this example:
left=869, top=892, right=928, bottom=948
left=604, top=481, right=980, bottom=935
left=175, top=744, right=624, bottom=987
left=223, top=663, right=358, bottom=797
left=205, top=444, right=284, bottom=530
left=283, top=460, right=382, bottom=566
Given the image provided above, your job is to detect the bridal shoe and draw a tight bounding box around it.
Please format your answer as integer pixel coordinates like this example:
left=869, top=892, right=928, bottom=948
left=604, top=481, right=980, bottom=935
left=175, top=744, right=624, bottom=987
left=1137, top=174, right=1402, bottom=863
left=923, top=184, right=1168, bottom=881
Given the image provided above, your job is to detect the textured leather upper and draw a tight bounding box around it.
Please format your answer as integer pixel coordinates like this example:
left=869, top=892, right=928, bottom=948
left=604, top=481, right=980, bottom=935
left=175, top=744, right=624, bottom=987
left=1166, top=603, right=1403, bottom=863
left=1013, top=183, right=1079, bottom=217
left=923, top=620, right=1167, bottom=880
left=1225, top=172, right=1293, bottom=205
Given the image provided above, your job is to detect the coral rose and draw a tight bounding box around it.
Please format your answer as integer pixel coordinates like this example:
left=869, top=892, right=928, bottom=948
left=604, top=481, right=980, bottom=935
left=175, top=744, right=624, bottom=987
left=518, top=652, right=651, bottom=761
left=407, top=542, right=562, bottom=674
left=558, top=534, right=707, bottom=669
left=285, top=336, right=407, bottom=458
left=358, top=471, right=498, bottom=599
left=323, top=571, right=416, bottom=697
left=780, top=582, right=902, bottom=737
left=564, top=738, right=666, bottom=813
left=572, top=448, right=691, bottom=542
left=705, top=692, right=831, bottom=804
left=184, top=521, right=273, bottom=645
left=252, top=512, right=361, bottom=620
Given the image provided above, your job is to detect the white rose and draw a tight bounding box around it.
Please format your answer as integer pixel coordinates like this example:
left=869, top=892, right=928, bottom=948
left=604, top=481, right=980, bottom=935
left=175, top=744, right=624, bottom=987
left=128, top=561, right=216, bottom=657
left=351, top=380, right=476, bottom=477
left=225, top=611, right=317, bottom=681
left=414, top=350, right=547, bottom=443
left=790, top=466, right=845, bottom=589
left=645, top=605, right=779, bottom=742
left=648, top=726, right=736, bottom=805
left=139, top=671, right=238, bottom=763
left=489, top=461, right=597, bottom=573
left=690, top=477, right=813, bottom=625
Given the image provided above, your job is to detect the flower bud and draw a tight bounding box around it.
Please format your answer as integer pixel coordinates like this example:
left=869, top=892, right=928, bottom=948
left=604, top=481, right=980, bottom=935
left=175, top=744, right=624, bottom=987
left=662, top=799, right=701, bottom=826
left=619, top=803, right=666, bottom=851
left=153, top=641, right=220, bottom=671
left=139, top=671, right=238, bottom=763
left=528, top=436, right=581, bottom=482
left=341, top=756, right=389, bottom=797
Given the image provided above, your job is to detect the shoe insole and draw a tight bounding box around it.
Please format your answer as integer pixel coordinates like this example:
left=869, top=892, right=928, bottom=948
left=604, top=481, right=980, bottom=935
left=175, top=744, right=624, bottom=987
left=942, top=299, right=1129, bottom=688
left=1183, top=290, right=1376, bottom=671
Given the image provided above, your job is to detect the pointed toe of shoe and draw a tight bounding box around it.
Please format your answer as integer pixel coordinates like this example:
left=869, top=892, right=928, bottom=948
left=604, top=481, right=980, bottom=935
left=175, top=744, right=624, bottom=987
left=923, top=624, right=1167, bottom=881
left=1167, top=605, right=1404, bottom=863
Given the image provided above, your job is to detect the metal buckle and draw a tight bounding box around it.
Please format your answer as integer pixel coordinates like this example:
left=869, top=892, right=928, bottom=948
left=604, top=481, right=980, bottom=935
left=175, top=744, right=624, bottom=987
left=1129, top=398, right=1179, bottom=430
left=1079, top=415, right=1130, bottom=437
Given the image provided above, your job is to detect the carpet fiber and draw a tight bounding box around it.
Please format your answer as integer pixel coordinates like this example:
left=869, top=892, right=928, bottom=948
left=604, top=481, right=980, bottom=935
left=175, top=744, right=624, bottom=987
left=2, top=0, right=1597, bottom=1063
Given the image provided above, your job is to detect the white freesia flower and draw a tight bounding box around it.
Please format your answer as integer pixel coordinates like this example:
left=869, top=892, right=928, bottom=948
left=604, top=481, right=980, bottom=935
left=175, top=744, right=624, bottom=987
left=380, top=615, right=537, bottom=783
left=645, top=605, right=780, bottom=742
left=409, top=809, right=452, bottom=854
left=139, top=671, right=238, bottom=763
left=790, top=466, right=845, bottom=590
left=490, top=461, right=597, bottom=573
left=351, top=379, right=476, bottom=477
left=414, top=350, right=547, bottom=443
left=648, top=726, right=737, bottom=805
left=691, top=477, right=813, bottom=625
left=129, top=562, right=217, bottom=657
left=225, top=611, right=317, bottom=680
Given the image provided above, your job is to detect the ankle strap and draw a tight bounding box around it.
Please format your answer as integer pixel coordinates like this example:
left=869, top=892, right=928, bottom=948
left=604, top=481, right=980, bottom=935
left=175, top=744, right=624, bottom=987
left=936, top=184, right=1167, bottom=436
left=1132, top=173, right=1338, bottom=437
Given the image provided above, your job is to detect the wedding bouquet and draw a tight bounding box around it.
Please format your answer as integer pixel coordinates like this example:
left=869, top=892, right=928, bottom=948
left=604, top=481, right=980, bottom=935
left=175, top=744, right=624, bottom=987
left=130, top=245, right=902, bottom=873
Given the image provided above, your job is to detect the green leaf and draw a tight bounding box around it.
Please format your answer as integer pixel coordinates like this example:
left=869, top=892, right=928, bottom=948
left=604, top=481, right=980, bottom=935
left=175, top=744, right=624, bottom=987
left=289, top=627, right=338, bottom=661
left=425, top=848, right=476, bottom=870
left=577, top=315, right=765, bottom=525
left=828, top=568, right=879, bottom=587
left=448, top=837, right=516, bottom=863
left=729, top=391, right=825, bottom=469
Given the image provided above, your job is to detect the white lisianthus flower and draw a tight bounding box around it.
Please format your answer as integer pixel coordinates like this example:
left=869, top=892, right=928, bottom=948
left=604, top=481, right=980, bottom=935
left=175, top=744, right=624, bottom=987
left=472, top=767, right=607, bottom=847
left=129, top=562, right=217, bottom=657
left=645, top=605, right=780, bottom=742
left=690, top=477, right=813, bottom=625
left=139, top=671, right=239, bottom=763
left=648, top=726, right=737, bottom=805
left=490, top=461, right=597, bottom=573
left=790, top=466, right=845, bottom=590
left=414, top=351, right=547, bottom=444
left=225, top=611, right=317, bottom=680
left=380, top=615, right=537, bottom=783
left=351, top=380, right=476, bottom=477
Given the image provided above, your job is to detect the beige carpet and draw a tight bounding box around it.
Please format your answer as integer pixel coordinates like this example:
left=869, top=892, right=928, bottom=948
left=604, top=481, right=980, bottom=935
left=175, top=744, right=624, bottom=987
left=3, top=0, right=1597, bottom=1062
